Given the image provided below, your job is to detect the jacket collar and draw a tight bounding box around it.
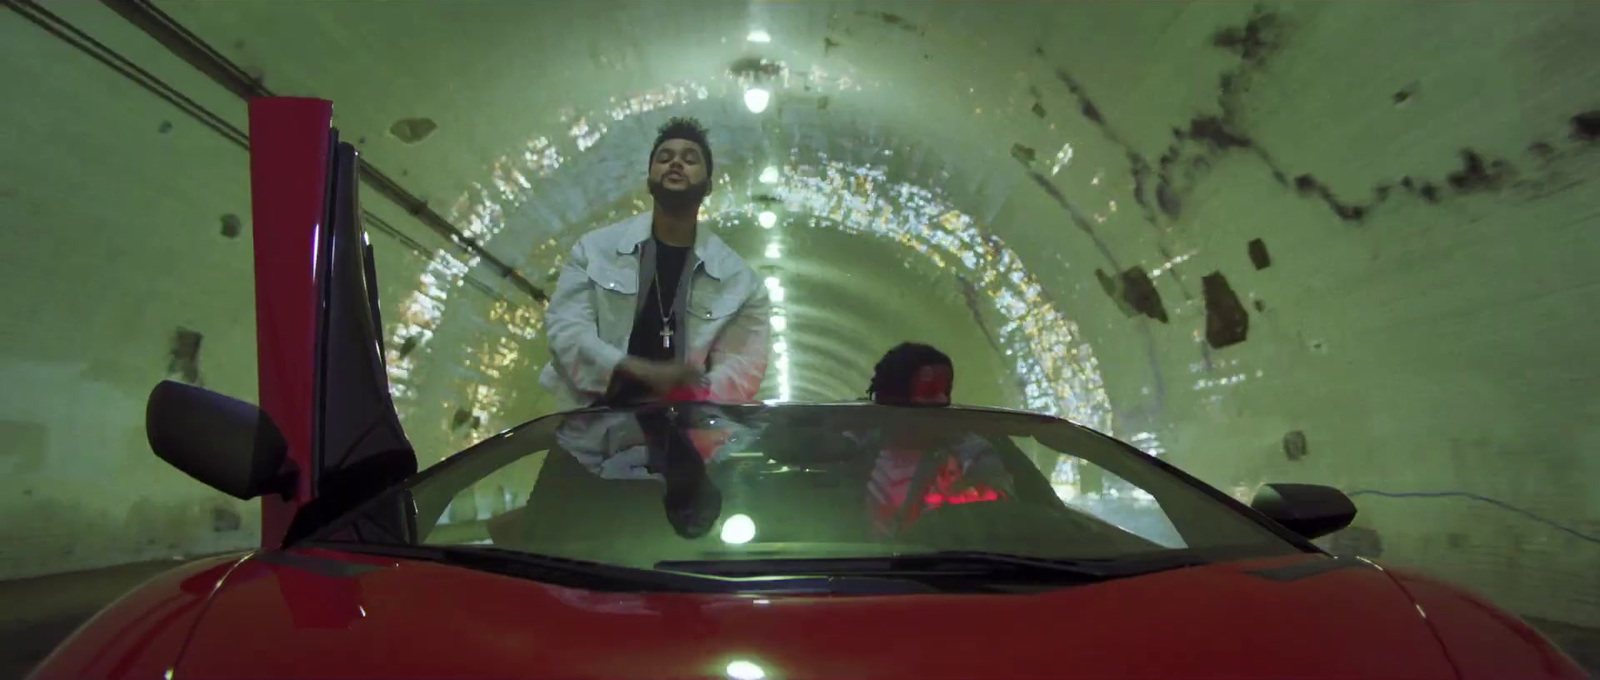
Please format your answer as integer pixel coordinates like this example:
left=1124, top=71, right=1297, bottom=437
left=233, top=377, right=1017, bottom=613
left=612, top=212, right=733, bottom=279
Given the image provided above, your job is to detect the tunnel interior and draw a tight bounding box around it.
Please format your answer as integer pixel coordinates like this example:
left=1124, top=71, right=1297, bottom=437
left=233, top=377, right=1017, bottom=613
left=1, top=0, right=1598, bottom=656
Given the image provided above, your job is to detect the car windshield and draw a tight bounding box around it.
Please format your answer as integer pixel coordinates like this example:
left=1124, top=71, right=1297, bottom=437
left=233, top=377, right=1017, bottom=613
left=308, top=403, right=1302, bottom=577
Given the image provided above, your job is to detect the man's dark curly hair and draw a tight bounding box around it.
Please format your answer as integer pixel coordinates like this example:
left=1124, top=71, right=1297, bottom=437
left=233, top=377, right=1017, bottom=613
left=867, top=342, right=953, bottom=402
left=650, top=117, right=713, bottom=176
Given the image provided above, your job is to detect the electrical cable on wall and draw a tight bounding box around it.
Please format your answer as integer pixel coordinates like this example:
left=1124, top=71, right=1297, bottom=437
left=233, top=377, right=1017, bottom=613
left=3, top=0, right=534, bottom=303
left=1348, top=490, right=1599, bottom=545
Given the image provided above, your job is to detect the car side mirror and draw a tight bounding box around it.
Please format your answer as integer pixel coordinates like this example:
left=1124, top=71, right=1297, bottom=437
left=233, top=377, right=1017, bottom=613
left=146, top=380, right=295, bottom=500
left=1249, top=483, right=1357, bottom=540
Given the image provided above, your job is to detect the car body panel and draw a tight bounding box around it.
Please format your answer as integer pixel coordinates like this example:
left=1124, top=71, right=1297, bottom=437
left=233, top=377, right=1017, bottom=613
left=28, top=554, right=246, bottom=680
left=1383, top=566, right=1588, bottom=679
left=164, top=549, right=1463, bottom=680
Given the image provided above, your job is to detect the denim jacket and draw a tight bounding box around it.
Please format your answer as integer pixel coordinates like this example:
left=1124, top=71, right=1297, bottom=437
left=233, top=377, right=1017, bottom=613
left=538, top=213, right=771, bottom=410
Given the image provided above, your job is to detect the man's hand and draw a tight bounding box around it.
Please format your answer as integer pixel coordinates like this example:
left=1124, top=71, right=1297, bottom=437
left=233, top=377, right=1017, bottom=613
left=619, top=357, right=704, bottom=397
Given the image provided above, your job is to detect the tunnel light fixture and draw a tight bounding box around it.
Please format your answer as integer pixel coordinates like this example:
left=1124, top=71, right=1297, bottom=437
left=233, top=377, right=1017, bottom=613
left=721, top=514, right=757, bottom=544
left=759, top=165, right=780, bottom=184
left=765, top=242, right=781, bottom=259
left=769, top=287, right=786, bottom=303
left=758, top=211, right=777, bottom=228
left=746, top=29, right=771, bottom=43
left=770, top=314, right=787, bottom=331
left=744, top=88, right=771, bottom=114
left=773, top=339, right=787, bottom=353
left=764, top=276, right=781, bottom=290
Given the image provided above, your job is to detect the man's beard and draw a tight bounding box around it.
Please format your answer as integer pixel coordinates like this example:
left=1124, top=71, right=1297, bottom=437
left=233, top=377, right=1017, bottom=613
left=648, top=176, right=709, bottom=214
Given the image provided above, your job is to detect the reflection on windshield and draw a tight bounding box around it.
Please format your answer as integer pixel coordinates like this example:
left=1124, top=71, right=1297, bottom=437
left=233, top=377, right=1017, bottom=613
left=316, top=404, right=1300, bottom=574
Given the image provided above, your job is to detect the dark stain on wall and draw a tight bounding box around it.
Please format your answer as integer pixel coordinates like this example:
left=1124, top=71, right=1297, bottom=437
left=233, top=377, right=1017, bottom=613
left=1202, top=273, right=1249, bottom=348
left=397, top=335, right=421, bottom=358
left=957, top=275, right=1005, bottom=355
left=824, top=37, right=841, bottom=54
left=219, top=213, right=242, bottom=239
left=1010, top=143, right=1037, bottom=165
left=1572, top=111, right=1600, bottom=141
left=1210, top=6, right=1286, bottom=64
left=1392, top=82, right=1419, bottom=106
left=1248, top=238, right=1271, bottom=269
left=168, top=328, right=204, bottom=386
left=729, top=57, right=784, bottom=79
left=865, top=11, right=923, bottom=34
left=1120, top=266, right=1169, bottom=323
left=451, top=407, right=482, bottom=433
left=1283, top=429, right=1308, bottom=461
left=1326, top=526, right=1384, bottom=558
left=1445, top=149, right=1517, bottom=193
left=1046, top=6, right=1593, bottom=229
left=0, top=420, right=47, bottom=473
left=1095, top=268, right=1137, bottom=318
left=211, top=505, right=242, bottom=532
left=388, top=118, right=437, bottom=145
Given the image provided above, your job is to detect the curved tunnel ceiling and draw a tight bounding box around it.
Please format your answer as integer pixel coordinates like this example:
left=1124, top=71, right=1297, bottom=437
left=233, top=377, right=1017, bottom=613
left=157, top=1, right=1137, bottom=427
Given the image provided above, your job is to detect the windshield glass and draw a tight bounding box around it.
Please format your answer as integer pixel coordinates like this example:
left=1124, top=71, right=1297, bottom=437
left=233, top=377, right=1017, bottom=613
left=310, top=403, right=1301, bottom=571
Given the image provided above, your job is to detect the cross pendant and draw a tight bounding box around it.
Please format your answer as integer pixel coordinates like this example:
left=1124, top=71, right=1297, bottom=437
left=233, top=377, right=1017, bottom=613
left=660, top=327, right=673, bottom=349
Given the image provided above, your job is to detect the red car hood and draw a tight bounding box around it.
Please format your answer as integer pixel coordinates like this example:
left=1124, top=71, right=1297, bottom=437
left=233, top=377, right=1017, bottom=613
left=166, top=548, right=1465, bottom=680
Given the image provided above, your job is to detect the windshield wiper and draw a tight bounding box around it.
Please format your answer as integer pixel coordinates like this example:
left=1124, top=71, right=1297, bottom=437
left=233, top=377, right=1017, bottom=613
left=307, top=542, right=949, bottom=595
left=655, top=550, right=1199, bottom=581
left=318, top=542, right=732, bottom=593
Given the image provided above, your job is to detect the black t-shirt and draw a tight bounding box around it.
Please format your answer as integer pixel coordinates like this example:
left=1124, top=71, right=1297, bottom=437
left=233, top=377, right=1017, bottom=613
left=608, top=240, right=691, bottom=404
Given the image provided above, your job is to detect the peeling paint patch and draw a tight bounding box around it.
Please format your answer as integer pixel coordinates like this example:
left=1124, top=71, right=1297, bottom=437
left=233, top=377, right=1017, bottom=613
left=158, top=120, right=173, bottom=135
left=1283, top=430, right=1308, bottom=461
left=1248, top=238, right=1271, bottom=269
left=823, top=37, right=841, bottom=53
left=168, top=328, right=204, bottom=386
left=388, top=118, right=438, bottom=145
left=1202, top=273, right=1249, bottom=348
left=1031, top=102, right=1047, bottom=118
left=1010, top=143, right=1037, bottom=165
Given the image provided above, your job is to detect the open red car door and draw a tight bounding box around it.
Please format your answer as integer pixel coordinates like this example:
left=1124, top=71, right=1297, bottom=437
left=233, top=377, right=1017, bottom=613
left=145, top=97, right=416, bottom=549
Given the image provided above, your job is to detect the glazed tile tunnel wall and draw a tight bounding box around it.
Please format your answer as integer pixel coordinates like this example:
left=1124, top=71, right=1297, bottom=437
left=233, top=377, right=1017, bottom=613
left=0, top=1, right=1596, bottom=629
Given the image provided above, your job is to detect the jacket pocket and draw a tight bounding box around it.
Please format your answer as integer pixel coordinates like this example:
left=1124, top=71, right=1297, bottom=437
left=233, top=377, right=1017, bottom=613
left=585, top=260, right=638, bottom=343
left=585, top=260, right=638, bottom=295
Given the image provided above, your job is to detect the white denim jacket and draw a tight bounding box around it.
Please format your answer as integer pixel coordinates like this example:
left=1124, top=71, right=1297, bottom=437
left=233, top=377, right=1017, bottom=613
left=538, top=213, right=771, bottom=410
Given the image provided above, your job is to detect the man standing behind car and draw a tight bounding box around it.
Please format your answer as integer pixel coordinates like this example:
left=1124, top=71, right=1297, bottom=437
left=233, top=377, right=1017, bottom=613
left=539, top=117, right=771, bottom=410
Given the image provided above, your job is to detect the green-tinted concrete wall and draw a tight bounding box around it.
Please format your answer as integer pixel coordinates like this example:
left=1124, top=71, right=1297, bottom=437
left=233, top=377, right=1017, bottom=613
left=1, top=1, right=1596, bottom=630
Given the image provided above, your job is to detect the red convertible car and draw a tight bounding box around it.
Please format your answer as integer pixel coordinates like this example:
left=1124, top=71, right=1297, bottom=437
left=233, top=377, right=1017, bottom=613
left=27, top=98, right=1587, bottom=680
